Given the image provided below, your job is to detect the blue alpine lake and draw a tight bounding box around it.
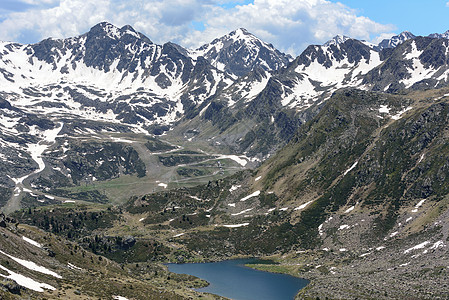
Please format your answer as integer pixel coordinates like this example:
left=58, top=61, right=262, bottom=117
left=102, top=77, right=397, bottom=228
left=167, top=259, right=309, bottom=300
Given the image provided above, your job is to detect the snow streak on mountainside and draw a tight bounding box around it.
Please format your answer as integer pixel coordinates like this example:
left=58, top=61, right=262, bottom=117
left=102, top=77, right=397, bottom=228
left=374, top=31, right=416, bottom=51
left=363, top=37, right=449, bottom=92
left=253, top=39, right=382, bottom=111
left=0, top=22, right=233, bottom=128
left=428, top=30, right=449, bottom=39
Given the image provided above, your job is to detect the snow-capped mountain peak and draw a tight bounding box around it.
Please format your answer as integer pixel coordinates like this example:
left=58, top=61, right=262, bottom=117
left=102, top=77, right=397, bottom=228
left=192, top=28, right=292, bottom=77
left=323, top=35, right=351, bottom=47
left=0, top=22, right=234, bottom=131
left=87, top=22, right=150, bottom=43
left=428, top=30, right=449, bottom=39
left=375, top=31, right=416, bottom=51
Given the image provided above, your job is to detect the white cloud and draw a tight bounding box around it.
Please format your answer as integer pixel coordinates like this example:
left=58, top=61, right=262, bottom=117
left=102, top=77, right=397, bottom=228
left=447, top=2, right=449, bottom=7
left=0, top=0, right=394, bottom=56
left=372, top=32, right=396, bottom=44
left=19, top=0, right=59, bottom=4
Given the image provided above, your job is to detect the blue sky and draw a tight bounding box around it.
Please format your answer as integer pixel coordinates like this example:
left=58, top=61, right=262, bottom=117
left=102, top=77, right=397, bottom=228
left=0, top=0, right=448, bottom=55
left=337, top=0, right=449, bottom=36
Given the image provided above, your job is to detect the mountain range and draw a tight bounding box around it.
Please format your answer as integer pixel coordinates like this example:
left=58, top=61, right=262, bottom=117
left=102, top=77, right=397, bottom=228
left=1, top=22, right=449, bottom=299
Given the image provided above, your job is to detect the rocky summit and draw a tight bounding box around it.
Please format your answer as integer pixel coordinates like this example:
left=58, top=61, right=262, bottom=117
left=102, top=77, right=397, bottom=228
left=1, top=22, right=449, bottom=299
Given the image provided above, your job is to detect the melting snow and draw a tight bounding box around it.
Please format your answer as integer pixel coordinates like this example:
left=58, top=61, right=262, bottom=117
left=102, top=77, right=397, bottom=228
left=228, top=203, right=236, bottom=207
left=430, top=241, right=445, bottom=250
left=255, top=176, right=262, bottom=181
left=418, top=153, right=425, bottom=163
left=222, top=223, right=250, bottom=228
left=158, top=183, right=168, bottom=188
left=22, top=236, right=42, bottom=248
left=113, top=296, right=129, bottom=300
left=338, top=225, right=350, bottom=230
left=404, top=241, right=430, bottom=254
left=391, top=107, right=412, bottom=120
left=173, top=233, right=185, bottom=238
left=389, top=231, right=399, bottom=238
left=343, top=161, right=358, bottom=176
left=344, top=206, right=355, bottom=213
left=294, top=200, right=313, bottom=211
left=240, top=190, right=260, bottom=202
left=217, top=155, right=249, bottom=166
left=379, top=105, right=391, bottom=114
left=139, top=218, right=145, bottom=222
left=0, top=250, right=62, bottom=278
left=67, top=263, right=82, bottom=271
left=318, top=223, right=324, bottom=236
left=231, top=208, right=254, bottom=216
left=0, top=264, right=55, bottom=292
left=229, top=185, right=241, bottom=192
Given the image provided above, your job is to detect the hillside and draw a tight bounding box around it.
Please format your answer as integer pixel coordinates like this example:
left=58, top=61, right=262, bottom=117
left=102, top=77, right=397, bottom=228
left=3, top=23, right=449, bottom=299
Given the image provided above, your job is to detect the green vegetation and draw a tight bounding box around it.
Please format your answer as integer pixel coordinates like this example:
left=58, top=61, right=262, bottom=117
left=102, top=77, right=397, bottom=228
left=158, top=154, right=214, bottom=167
left=0, top=187, right=11, bottom=208
left=144, top=138, right=175, bottom=152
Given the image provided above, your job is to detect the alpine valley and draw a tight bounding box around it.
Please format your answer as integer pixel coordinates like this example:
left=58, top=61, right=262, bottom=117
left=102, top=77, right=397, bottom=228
left=1, top=22, right=449, bottom=299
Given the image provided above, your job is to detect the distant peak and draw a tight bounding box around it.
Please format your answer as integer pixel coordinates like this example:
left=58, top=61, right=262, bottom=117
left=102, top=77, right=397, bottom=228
left=88, top=22, right=149, bottom=42
left=228, top=28, right=254, bottom=40
left=120, top=24, right=137, bottom=33
left=235, top=28, right=250, bottom=34
left=323, top=35, right=351, bottom=47
left=94, top=22, right=115, bottom=30
left=397, top=31, right=415, bottom=39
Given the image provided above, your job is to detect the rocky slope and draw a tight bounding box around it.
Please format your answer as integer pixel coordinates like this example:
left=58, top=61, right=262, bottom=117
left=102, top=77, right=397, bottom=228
left=4, top=24, right=449, bottom=298
left=191, top=28, right=292, bottom=77
left=0, top=212, right=211, bottom=299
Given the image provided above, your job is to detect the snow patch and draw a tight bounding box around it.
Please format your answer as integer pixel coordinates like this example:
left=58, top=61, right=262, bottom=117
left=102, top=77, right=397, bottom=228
left=113, top=296, right=130, bottom=300
left=229, top=185, right=241, bottom=192
left=430, top=241, right=445, bottom=250
left=22, top=236, right=42, bottom=248
left=404, top=241, right=430, bottom=254
left=391, top=107, right=412, bottom=120
left=338, top=225, right=350, bottom=230
left=0, top=250, right=62, bottom=278
left=343, top=161, right=358, bottom=176
left=390, top=231, right=399, bottom=238
left=344, top=206, right=355, bottom=213
left=217, top=155, right=249, bottom=166
left=158, top=183, right=168, bottom=189
left=240, top=190, right=260, bottom=202
left=222, top=223, right=249, bottom=228
left=67, top=263, right=82, bottom=271
left=0, top=264, right=55, bottom=292
left=294, top=200, right=313, bottom=211
left=231, top=208, right=254, bottom=216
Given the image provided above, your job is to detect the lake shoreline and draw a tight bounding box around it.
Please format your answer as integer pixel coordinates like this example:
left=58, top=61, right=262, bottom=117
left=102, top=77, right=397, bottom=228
left=167, top=258, right=309, bottom=300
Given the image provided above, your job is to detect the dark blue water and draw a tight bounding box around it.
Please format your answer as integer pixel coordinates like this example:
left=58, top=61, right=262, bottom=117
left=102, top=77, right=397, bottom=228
left=167, top=259, right=309, bottom=300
